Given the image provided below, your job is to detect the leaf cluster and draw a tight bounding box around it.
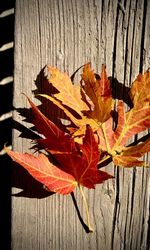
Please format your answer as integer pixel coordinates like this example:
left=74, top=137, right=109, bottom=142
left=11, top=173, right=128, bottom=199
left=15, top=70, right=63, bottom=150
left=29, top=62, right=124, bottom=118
left=7, top=63, right=150, bottom=232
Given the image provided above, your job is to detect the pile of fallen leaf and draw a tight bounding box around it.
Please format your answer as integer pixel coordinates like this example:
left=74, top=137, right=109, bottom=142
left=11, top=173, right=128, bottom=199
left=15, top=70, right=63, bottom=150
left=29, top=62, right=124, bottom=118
left=7, top=63, right=150, bottom=232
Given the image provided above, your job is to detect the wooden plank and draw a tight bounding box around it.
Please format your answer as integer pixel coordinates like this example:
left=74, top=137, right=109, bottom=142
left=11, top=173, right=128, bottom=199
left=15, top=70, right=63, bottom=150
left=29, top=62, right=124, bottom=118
left=13, top=0, right=149, bottom=249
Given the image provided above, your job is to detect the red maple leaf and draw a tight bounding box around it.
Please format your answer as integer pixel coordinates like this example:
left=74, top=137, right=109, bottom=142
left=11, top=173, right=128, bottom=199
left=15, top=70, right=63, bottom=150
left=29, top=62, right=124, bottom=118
left=7, top=97, right=113, bottom=195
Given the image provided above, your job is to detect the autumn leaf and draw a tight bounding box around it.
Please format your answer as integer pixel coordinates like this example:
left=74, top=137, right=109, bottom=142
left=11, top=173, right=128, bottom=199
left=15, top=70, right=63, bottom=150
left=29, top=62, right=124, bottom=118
left=81, top=63, right=114, bottom=123
left=8, top=97, right=113, bottom=191
left=43, top=64, right=114, bottom=139
left=97, top=85, right=150, bottom=167
left=45, top=66, right=89, bottom=116
left=43, top=125, right=113, bottom=189
left=26, top=97, right=113, bottom=188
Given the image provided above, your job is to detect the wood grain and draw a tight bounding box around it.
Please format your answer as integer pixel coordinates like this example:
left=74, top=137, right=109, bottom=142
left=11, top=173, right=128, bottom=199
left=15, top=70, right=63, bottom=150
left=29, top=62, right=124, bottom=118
left=13, top=0, right=150, bottom=249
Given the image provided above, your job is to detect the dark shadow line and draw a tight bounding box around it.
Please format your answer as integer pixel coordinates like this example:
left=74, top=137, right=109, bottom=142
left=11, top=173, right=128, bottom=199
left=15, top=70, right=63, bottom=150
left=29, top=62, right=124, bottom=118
left=71, top=192, right=91, bottom=233
left=13, top=119, right=40, bottom=140
left=112, top=2, right=119, bottom=78
left=70, top=63, right=86, bottom=83
left=139, top=0, right=147, bottom=73
left=127, top=133, right=150, bottom=147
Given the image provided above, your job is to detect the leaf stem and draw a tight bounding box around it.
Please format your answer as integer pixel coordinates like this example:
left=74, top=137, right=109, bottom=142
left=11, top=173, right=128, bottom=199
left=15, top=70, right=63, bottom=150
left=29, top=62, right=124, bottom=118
left=78, top=185, right=94, bottom=233
left=98, top=154, right=111, bottom=165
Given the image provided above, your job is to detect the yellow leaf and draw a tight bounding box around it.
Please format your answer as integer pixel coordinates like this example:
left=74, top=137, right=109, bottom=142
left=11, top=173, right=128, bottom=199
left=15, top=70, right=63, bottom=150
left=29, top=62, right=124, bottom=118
left=46, top=66, right=89, bottom=116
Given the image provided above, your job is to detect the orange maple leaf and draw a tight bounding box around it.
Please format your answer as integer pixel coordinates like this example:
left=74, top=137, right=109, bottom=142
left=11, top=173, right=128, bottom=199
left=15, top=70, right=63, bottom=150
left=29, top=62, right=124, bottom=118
left=97, top=70, right=150, bottom=167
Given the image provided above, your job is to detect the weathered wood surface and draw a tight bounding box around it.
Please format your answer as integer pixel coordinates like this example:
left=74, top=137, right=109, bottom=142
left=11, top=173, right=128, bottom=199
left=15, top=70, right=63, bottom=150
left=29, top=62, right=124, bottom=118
left=13, top=0, right=150, bottom=249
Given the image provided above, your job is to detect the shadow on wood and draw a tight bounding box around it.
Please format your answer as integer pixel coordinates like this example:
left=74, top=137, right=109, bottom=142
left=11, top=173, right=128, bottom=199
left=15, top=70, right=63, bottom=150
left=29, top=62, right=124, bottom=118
left=71, top=192, right=92, bottom=234
left=11, top=163, right=54, bottom=199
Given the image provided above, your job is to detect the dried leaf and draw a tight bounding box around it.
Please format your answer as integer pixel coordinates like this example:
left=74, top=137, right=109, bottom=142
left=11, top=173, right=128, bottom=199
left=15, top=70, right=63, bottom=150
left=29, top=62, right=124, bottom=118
left=81, top=63, right=114, bottom=123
